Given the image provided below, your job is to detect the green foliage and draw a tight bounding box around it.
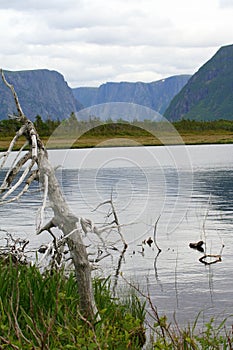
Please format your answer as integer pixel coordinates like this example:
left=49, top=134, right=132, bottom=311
left=1, top=114, right=233, bottom=141
left=0, top=118, right=21, bottom=137
left=0, top=115, right=60, bottom=138
left=150, top=312, right=233, bottom=349
left=33, top=115, right=60, bottom=136
left=0, top=259, right=145, bottom=349
left=174, top=118, right=233, bottom=132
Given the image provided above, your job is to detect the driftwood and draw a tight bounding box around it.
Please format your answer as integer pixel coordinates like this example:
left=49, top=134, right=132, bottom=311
left=0, top=231, right=29, bottom=265
left=189, top=240, right=204, bottom=253
left=0, top=70, right=97, bottom=321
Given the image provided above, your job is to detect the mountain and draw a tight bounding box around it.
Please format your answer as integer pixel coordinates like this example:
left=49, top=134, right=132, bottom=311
left=72, top=75, right=191, bottom=115
left=0, top=69, right=81, bottom=120
left=164, top=44, right=233, bottom=121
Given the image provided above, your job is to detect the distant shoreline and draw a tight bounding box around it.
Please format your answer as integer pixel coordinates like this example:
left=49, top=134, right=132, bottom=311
left=1, top=131, right=233, bottom=152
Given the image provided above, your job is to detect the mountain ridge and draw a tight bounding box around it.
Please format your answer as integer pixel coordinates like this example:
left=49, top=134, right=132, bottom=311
left=164, top=44, right=233, bottom=121
left=72, top=75, right=191, bottom=115
left=0, top=69, right=81, bottom=121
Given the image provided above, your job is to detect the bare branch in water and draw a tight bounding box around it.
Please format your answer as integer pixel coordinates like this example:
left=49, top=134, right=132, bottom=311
left=153, top=214, right=162, bottom=252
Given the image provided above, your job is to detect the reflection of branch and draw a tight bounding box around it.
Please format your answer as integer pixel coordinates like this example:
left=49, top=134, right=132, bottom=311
left=202, top=194, right=211, bottom=252
left=112, top=245, right=127, bottom=296
left=153, top=250, right=162, bottom=287
left=199, top=254, right=222, bottom=265
left=153, top=215, right=161, bottom=252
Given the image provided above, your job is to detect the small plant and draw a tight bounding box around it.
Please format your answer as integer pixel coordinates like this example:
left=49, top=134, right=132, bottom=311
left=150, top=313, right=233, bottom=349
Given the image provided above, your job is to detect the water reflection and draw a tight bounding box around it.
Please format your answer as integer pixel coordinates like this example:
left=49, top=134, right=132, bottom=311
left=194, top=169, right=233, bottom=213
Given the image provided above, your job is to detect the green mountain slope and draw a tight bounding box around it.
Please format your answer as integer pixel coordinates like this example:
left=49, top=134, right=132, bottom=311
left=164, top=44, right=233, bottom=121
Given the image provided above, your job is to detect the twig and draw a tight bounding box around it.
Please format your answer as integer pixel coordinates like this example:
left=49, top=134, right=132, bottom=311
left=92, top=195, right=128, bottom=248
left=0, top=170, right=38, bottom=205
left=0, top=125, right=26, bottom=170
left=36, top=174, right=48, bottom=233
left=76, top=308, right=101, bottom=349
left=1, top=69, right=26, bottom=120
left=1, top=159, right=35, bottom=201
left=153, top=214, right=162, bottom=252
left=0, top=151, right=32, bottom=193
left=37, top=219, right=56, bottom=235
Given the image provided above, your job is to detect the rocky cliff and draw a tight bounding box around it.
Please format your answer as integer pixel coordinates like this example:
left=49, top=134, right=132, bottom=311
left=72, top=75, right=191, bottom=115
left=0, top=69, right=81, bottom=120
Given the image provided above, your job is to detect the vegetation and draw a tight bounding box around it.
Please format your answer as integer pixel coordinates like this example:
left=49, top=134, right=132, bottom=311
left=1, top=74, right=233, bottom=349
left=173, top=118, right=233, bottom=132
left=0, top=258, right=146, bottom=349
left=1, top=115, right=233, bottom=150
left=1, top=257, right=233, bottom=349
left=150, top=314, right=233, bottom=349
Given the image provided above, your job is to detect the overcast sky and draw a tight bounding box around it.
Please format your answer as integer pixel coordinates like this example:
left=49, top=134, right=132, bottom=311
left=0, top=0, right=232, bottom=87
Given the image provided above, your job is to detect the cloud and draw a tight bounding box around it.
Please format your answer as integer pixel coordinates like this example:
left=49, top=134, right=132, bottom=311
left=0, top=0, right=232, bottom=86
left=0, top=0, right=78, bottom=11
left=218, top=0, right=233, bottom=8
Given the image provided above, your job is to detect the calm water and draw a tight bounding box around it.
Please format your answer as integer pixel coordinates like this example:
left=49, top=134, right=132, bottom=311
left=1, top=144, right=233, bottom=327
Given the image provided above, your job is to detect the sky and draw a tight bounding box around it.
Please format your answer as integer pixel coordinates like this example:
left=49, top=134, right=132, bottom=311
left=0, top=0, right=232, bottom=87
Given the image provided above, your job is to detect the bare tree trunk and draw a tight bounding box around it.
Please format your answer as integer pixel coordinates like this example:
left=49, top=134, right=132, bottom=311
left=0, top=69, right=97, bottom=321
left=39, top=153, right=97, bottom=319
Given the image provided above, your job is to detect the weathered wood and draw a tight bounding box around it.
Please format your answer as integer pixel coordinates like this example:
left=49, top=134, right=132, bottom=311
left=0, top=69, right=97, bottom=321
left=38, top=152, right=98, bottom=319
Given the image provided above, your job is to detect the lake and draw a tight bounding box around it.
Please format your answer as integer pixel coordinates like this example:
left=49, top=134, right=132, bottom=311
left=1, top=144, right=233, bottom=328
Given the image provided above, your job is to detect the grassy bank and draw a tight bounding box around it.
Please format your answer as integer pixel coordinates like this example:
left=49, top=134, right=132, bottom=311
left=1, top=129, right=233, bottom=151
left=1, top=118, right=233, bottom=151
left=0, top=259, right=233, bottom=349
left=0, top=258, right=146, bottom=349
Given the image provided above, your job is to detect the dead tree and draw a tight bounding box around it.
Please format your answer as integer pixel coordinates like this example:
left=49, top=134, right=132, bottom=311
left=0, top=69, right=97, bottom=321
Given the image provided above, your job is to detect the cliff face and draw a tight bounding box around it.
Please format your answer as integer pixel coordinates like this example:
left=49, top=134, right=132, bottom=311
left=72, top=75, right=190, bottom=115
left=0, top=69, right=81, bottom=120
left=164, top=44, right=233, bottom=121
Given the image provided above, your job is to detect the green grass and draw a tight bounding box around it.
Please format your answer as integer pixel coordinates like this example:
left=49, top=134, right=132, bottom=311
left=0, top=259, right=145, bottom=349
left=149, top=313, right=233, bottom=349
left=1, top=258, right=233, bottom=349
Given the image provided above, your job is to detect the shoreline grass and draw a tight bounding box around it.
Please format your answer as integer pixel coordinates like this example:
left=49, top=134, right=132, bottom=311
left=1, top=130, right=233, bottom=152
left=0, top=258, right=233, bottom=349
left=0, top=258, right=146, bottom=349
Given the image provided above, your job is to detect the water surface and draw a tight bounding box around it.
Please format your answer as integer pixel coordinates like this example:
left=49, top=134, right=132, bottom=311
left=1, top=144, right=233, bottom=327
